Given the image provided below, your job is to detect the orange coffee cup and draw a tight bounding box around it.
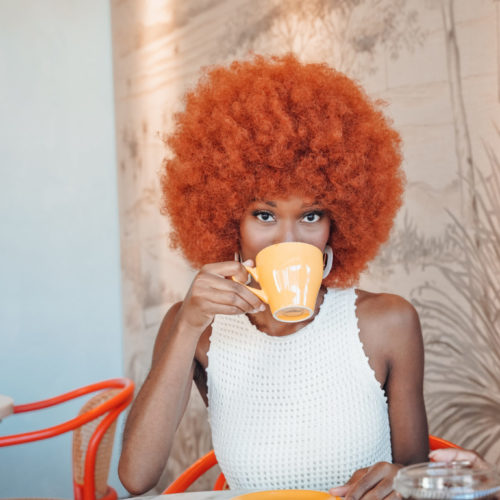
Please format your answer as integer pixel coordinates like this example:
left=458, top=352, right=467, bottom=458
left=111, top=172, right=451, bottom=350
left=241, top=242, right=324, bottom=323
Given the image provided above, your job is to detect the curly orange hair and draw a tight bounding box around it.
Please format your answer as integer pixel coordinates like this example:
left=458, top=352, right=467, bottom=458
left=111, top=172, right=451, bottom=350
left=161, top=54, right=404, bottom=287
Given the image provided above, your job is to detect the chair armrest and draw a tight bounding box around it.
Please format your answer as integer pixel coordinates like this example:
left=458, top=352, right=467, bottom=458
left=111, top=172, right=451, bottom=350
left=0, top=378, right=134, bottom=447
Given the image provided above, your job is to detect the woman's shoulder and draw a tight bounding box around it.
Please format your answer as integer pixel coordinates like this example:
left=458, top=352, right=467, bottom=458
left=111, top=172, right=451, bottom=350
left=354, top=288, right=422, bottom=351
left=355, top=288, right=418, bottom=323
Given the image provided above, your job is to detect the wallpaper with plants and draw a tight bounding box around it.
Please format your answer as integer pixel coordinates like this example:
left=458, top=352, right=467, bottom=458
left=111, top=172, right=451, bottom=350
left=111, top=0, right=500, bottom=492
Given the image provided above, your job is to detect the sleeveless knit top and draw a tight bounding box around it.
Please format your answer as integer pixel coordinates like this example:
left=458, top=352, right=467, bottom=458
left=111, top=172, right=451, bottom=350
left=206, top=287, right=392, bottom=491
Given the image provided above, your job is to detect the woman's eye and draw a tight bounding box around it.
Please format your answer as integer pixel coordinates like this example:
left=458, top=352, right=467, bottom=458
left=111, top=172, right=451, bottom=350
left=302, top=212, right=322, bottom=223
left=254, top=211, right=275, bottom=222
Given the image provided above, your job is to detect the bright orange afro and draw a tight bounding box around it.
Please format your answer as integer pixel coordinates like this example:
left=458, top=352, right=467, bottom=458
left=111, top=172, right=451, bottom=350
left=161, top=54, right=404, bottom=287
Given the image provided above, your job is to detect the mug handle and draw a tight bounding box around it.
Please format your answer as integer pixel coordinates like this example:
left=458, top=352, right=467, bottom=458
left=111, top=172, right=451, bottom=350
left=233, top=266, right=268, bottom=303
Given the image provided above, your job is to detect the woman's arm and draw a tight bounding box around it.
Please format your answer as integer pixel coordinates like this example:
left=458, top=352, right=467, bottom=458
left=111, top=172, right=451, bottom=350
left=384, top=295, right=428, bottom=465
left=330, top=293, right=428, bottom=499
left=118, top=261, right=264, bottom=495
left=118, top=302, right=199, bottom=495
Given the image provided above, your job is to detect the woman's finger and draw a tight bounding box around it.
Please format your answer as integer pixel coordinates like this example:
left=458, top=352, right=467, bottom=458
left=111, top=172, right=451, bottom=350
left=328, top=486, right=349, bottom=497
left=429, top=448, right=490, bottom=469
left=198, top=262, right=264, bottom=309
left=383, top=492, right=402, bottom=500
left=207, top=275, right=265, bottom=312
left=202, top=260, right=253, bottom=281
left=373, top=478, right=395, bottom=499
left=228, top=281, right=266, bottom=311
left=342, top=463, right=397, bottom=500
left=203, top=302, right=259, bottom=316
left=231, top=259, right=254, bottom=284
left=328, top=468, right=368, bottom=498
left=205, top=288, right=263, bottom=314
left=193, top=267, right=264, bottom=311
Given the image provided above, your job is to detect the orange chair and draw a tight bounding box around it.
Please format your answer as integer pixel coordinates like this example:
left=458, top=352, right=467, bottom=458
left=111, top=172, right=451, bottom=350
left=0, top=378, right=134, bottom=500
left=164, top=435, right=461, bottom=494
left=164, top=449, right=227, bottom=494
left=429, top=435, right=460, bottom=451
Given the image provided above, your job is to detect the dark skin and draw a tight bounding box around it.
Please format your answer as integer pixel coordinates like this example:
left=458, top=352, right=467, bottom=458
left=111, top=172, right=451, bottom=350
left=118, top=196, right=428, bottom=498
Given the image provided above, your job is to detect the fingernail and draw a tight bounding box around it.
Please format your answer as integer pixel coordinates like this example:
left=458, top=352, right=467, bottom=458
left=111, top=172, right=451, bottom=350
left=243, top=259, right=252, bottom=266
left=259, top=304, right=266, bottom=311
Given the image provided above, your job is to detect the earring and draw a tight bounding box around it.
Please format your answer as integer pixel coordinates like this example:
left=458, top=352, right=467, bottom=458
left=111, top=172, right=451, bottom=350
left=235, top=251, right=252, bottom=285
left=322, top=245, right=333, bottom=279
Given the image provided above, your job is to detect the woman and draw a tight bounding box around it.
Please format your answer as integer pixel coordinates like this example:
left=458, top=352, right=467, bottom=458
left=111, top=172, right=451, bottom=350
left=118, top=54, right=429, bottom=499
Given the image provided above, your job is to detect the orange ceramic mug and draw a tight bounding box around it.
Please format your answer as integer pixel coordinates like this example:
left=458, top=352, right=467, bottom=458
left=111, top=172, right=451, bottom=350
left=240, top=242, right=324, bottom=323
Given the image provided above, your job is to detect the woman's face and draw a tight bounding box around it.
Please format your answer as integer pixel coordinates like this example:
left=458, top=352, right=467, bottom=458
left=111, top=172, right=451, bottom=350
left=239, top=195, right=331, bottom=262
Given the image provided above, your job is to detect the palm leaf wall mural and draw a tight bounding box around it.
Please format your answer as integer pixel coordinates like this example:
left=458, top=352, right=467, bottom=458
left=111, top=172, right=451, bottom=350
left=412, top=141, right=500, bottom=463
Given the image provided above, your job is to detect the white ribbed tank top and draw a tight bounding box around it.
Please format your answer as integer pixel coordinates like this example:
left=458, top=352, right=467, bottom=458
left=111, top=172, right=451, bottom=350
left=206, top=287, right=392, bottom=491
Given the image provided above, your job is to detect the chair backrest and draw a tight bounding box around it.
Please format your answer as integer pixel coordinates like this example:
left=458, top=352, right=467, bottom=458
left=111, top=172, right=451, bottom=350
left=164, top=434, right=461, bottom=494
left=0, top=378, right=134, bottom=500
left=72, top=389, right=121, bottom=500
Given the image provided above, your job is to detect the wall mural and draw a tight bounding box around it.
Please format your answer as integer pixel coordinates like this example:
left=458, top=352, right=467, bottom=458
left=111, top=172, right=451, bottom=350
left=110, top=0, right=500, bottom=492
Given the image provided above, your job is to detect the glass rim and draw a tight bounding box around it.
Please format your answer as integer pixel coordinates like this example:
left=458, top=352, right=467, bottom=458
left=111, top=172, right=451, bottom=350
left=394, top=461, right=500, bottom=499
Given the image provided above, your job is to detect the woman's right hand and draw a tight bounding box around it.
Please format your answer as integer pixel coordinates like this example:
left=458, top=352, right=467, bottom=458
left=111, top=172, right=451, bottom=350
left=178, top=259, right=266, bottom=332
